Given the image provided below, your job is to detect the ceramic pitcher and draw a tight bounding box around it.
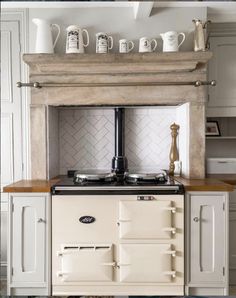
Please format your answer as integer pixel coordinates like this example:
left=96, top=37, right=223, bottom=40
left=32, top=18, right=60, bottom=53
left=66, top=25, right=89, bottom=53
left=192, top=19, right=206, bottom=51
left=160, top=31, right=185, bottom=52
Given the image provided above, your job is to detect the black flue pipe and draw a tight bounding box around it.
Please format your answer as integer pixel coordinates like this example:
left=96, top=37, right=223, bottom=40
left=111, top=108, right=128, bottom=176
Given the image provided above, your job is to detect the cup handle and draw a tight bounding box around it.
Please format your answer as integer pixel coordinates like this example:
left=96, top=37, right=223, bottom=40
left=82, top=29, right=89, bottom=47
left=128, top=41, right=134, bottom=52
left=52, top=24, right=61, bottom=48
left=151, top=39, right=157, bottom=52
left=178, top=32, right=185, bottom=48
left=108, top=36, right=113, bottom=50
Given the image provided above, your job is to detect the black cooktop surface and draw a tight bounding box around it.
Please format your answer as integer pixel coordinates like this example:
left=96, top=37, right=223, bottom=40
left=52, top=175, right=184, bottom=195
left=54, top=176, right=182, bottom=187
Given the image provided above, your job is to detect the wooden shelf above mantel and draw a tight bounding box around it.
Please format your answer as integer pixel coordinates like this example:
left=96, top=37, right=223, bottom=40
left=23, top=51, right=212, bottom=75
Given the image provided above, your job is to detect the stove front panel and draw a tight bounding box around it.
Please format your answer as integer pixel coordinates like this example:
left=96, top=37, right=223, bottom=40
left=52, top=194, right=184, bottom=295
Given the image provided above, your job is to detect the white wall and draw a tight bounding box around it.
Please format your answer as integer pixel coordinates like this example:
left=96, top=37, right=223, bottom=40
left=28, top=7, right=207, bottom=53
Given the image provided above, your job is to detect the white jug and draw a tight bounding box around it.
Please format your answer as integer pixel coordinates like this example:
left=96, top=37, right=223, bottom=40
left=66, top=25, right=89, bottom=53
left=160, top=31, right=185, bottom=52
left=32, top=18, right=60, bottom=53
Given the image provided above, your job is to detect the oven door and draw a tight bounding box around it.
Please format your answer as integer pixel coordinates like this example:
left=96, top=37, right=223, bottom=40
left=119, top=199, right=176, bottom=239
left=119, top=244, right=176, bottom=283
left=57, top=244, right=114, bottom=282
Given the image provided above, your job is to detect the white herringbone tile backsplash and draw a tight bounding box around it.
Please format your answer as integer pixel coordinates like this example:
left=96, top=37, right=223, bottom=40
left=59, top=108, right=176, bottom=174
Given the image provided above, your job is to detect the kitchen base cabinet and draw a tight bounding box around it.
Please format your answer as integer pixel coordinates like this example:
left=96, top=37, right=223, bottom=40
left=185, top=192, right=229, bottom=295
left=7, top=193, right=51, bottom=296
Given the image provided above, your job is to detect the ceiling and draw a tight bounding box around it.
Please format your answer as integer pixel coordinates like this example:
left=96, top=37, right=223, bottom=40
left=2, top=1, right=236, bottom=18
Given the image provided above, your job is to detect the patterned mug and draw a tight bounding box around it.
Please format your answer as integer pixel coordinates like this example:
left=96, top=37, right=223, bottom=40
left=139, top=37, right=157, bottom=53
left=96, top=32, right=113, bottom=53
left=119, top=39, right=134, bottom=53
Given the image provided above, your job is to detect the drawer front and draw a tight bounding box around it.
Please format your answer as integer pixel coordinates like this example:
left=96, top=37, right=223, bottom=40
left=57, top=244, right=114, bottom=282
left=119, top=244, right=175, bottom=283
left=119, top=200, right=175, bottom=239
left=207, top=158, right=236, bottom=174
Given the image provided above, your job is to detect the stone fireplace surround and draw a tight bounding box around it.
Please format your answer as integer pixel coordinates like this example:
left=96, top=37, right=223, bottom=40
left=23, top=51, right=212, bottom=179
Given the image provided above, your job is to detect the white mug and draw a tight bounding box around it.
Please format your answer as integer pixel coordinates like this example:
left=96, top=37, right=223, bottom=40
left=160, top=31, right=185, bottom=52
left=66, top=25, right=89, bottom=53
left=96, top=32, right=113, bottom=53
left=119, top=39, right=134, bottom=53
left=139, top=37, right=157, bottom=53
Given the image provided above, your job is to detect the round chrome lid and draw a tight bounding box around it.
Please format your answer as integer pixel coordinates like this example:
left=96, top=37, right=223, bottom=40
left=74, top=171, right=116, bottom=182
left=125, top=171, right=167, bottom=182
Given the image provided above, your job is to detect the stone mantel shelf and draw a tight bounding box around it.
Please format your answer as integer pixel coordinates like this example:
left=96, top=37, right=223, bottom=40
left=23, top=51, right=212, bottom=76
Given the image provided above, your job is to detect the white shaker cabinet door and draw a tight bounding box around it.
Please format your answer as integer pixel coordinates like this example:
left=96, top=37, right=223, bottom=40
left=188, top=193, right=226, bottom=284
left=11, top=196, right=46, bottom=283
left=208, top=36, right=236, bottom=108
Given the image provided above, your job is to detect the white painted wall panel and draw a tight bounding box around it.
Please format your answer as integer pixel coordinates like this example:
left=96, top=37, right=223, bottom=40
left=1, top=21, right=23, bottom=189
left=1, top=114, right=14, bottom=186
left=1, top=31, right=12, bottom=103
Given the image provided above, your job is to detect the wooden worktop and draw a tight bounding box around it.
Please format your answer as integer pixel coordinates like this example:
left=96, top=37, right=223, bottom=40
left=3, top=176, right=234, bottom=193
left=175, top=177, right=234, bottom=192
left=3, top=178, right=60, bottom=193
left=207, top=174, right=236, bottom=186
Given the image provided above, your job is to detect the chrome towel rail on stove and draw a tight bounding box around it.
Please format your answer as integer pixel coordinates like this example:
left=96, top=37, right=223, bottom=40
left=16, top=80, right=216, bottom=89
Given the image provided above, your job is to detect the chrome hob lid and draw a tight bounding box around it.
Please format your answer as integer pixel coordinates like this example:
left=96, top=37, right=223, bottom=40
left=74, top=171, right=116, bottom=183
left=125, top=171, right=168, bottom=183
left=73, top=169, right=168, bottom=185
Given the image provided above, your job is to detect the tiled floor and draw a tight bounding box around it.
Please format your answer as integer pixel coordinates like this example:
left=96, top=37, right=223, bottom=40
left=0, top=279, right=7, bottom=296
left=230, top=286, right=236, bottom=295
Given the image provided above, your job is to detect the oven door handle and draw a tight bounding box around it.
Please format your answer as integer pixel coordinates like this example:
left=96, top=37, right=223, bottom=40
left=163, top=270, right=176, bottom=278
left=163, top=227, right=176, bottom=234
left=117, top=263, right=131, bottom=267
left=101, top=262, right=117, bottom=267
left=162, top=207, right=176, bottom=213
left=162, top=250, right=176, bottom=257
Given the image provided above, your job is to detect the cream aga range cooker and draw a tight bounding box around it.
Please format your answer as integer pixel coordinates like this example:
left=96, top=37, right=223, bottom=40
left=51, top=108, right=184, bottom=296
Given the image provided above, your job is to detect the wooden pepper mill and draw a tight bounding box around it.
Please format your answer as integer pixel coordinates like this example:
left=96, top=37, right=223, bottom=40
left=169, top=123, right=180, bottom=176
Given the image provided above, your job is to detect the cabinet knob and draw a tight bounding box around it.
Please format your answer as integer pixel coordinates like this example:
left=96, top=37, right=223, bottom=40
left=37, top=218, right=45, bottom=223
left=193, top=217, right=199, bottom=222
